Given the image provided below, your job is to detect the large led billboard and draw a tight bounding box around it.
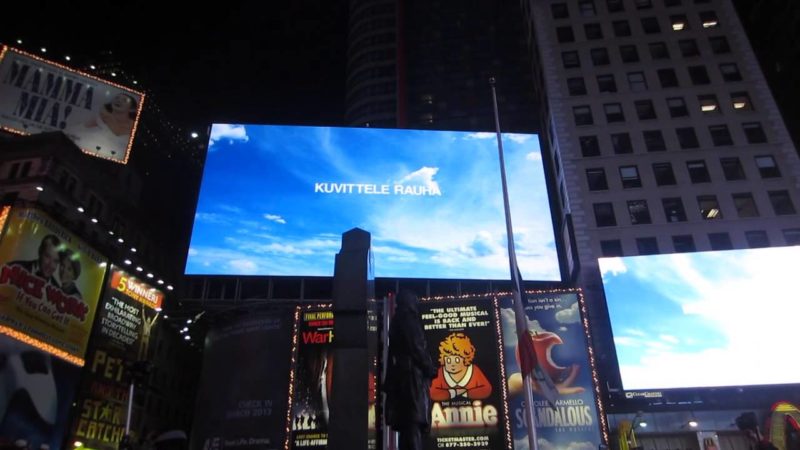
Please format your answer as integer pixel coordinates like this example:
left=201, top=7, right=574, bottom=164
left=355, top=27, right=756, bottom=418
left=0, top=46, right=144, bottom=164
left=599, top=246, right=800, bottom=391
left=186, top=124, right=559, bottom=280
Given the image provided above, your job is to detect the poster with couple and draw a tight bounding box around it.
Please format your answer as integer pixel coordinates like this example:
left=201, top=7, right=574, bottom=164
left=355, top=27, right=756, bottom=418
left=0, top=207, right=107, bottom=366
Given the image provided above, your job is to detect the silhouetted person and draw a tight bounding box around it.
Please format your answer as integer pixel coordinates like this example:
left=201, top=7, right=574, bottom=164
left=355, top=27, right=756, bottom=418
left=384, top=290, right=437, bottom=450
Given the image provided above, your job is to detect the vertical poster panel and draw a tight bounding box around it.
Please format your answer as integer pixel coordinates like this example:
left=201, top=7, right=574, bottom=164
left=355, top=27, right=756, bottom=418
left=419, top=298, right=510, bottom=450
left=0, top=46, right=145, bottom=164
left=0, top=333, right=81, bottom=449
left=499, top=292, right=603, bottom=450
left=367, top=302, right=379, bottom=450
left=289, top=309, right=334, bottom=450
left=190, top=310, right=293, bottom=450
left=69, top=267, right=163, bottom=449
left=0, top=207, right=107, bottom=366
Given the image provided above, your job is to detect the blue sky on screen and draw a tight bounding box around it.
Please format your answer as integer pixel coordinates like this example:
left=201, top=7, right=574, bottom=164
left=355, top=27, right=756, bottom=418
left=599, top=246, right=800, bottom=390
left=186, top=124, right=559, bottom=279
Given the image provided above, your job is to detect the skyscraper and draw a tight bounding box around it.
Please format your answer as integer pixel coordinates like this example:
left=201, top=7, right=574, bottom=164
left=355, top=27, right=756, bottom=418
left=346, top=0, right=540, bottom=132
left=522, top=0, right=800, bottom=280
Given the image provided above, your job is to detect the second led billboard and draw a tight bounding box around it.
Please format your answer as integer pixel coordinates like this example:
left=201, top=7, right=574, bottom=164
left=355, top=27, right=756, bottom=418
left=186, top=125, right=559, bottom=280
left=600, top=246, right=800, bottom=391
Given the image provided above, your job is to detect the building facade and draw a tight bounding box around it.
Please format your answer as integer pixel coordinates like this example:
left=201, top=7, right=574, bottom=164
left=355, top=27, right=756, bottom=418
left=346, top=0, right=540, bottom=132
left=520, top=0, right=800, bottom=437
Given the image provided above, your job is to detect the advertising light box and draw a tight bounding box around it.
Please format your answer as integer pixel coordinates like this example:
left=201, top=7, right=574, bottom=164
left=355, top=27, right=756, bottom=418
left=599, top=246, right=800, bottom=391
left=0, top=46, right=144, bottom=164
left=186, top=124, right=559, bottom=280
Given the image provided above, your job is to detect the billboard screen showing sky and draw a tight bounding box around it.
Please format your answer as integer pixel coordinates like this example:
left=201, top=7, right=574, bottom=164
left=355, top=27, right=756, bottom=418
left=599, top=246, right=800, bottom=391
left=185, top=124, right=559, bottom=280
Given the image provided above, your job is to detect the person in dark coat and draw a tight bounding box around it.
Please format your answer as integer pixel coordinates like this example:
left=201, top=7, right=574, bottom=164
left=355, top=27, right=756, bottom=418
left=384, top=290, right=437, bottom=450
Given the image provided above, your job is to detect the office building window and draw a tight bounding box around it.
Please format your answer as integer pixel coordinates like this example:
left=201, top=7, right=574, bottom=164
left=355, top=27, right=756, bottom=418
left=597, top=74, right=617, bottom=93
left=731, top=91, right=753, bottom=111
left=600, top=240, right=624, bottom=256
left=604, top=103, right=625, bottom=122
left=698, top=195, right=722, bottom=219
left=557, top=26, right=575, bottom=43
left=768, top=190, right=796, bottom=215
left=643, top=130, right=667, bottom=151
left=670, top=14, right=689, bottom=31
left=635, top=100, right=657, bottom=120
left=658, top=68, right=679, bottom=88
left=700, top=11, right=719, bottom=28
left=627, top=72, right=648, bottom=92
left=586, top=168, right=609, bottom=190
left=580, top=136, right=601, bottom=157
left=745, top=230, right=770, bottom=248
left=585, top=23, right=604, bottom=39
left=641, top=17, right=661, bottom=33
left=607, top=0, right=624, bottom=12
left=573, top=106, right=594, bottom=126
left=551, top=3, right=569, bottom=18
left=783, top=229, right=800, bottom=245
left=628, top=200, right=652, bottom=224
left=620, top=165, right=643, bottom=188
left=613, top=20, right=632, bottom=37
left=709, top=124, right=733, bottom=146
left=649, top=42, right=670, bottom=59
left=676, top=127, right=699, bottom=148
left=667, top=97, right=688, bottom=118
left=665, top=0, right=682, bottom=6
left=579, top=0, right=597, bottom=16
left=743, top=122, right=767, bottom=143
left=687, top=160, right=711, bottom=183
left=568, top=77, right=587, bottom=96
left=663, top=197, right=687, bottom=222
left=636, top=0, right=653, bottom=8
left=562, top=51, right=580, bottom=68
left=720, top=157, right=746, bottom=181
left=653, top=162, right=677, bottom=185
left=673, top=235, right=696, bottom=253
left=709, top=36, right=731, bottom=54
left=636, top=237, right=659, bottom=255
left=591, top=48, right=610, bottom=66
left=679, top=39, right=700, bottom=56
left=754, top=155, right=780, bottom=178
left=698, top=94, right=720, bottom=114
left=594, top=202, right=617, bottom=227
left=733, top=193, right=759, bottom=218
left=611, top=133, right=633, bottom=154
left=620, top=45, right=639, bottom=63
left=720, top=63, right=743, bottom=81
left=708, top=232, right=733, bottom=250
left=688, top=65, right=711, bottom=85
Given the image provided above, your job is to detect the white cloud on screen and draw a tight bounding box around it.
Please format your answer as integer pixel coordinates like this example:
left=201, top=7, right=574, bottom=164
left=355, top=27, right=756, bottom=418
left=599, top=257, right=628, bottom=279
left=397, top=166, right=441, bottom=192
left=209, top=124, right=249, bottom=147
left=464, top=132, right=495, bottom=140
left=264, top=214, right=287, bottom=224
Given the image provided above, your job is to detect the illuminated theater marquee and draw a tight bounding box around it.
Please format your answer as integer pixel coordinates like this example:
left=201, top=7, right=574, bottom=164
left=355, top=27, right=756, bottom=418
left=186, top=125, right=559, bottom=280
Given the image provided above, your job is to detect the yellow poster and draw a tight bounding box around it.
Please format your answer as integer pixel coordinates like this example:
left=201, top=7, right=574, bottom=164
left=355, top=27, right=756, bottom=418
left=0, top=207, right=107, bottom=366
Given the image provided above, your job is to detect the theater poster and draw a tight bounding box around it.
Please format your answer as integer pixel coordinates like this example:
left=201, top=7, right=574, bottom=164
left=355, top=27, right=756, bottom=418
left=0, top=46, right=144, bottom=164
left=0, top=207, right=107, bottom=366
left=288, top=308, right=334, bottom=450
left=190, top=309, right=294, bottom=450
left=419, top=298, right=510, bottom=450
left=69, top=267, right=164, bottom=449
left=499, top=291, right=604, bottom=450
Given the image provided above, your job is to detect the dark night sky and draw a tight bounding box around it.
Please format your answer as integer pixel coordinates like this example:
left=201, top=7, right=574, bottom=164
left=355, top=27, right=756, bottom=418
left=2, top=2, right=350, bottom=130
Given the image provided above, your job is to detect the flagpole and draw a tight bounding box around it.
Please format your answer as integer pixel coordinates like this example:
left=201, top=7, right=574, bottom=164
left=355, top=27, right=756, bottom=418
left=490, top=77, right=540, bottom=450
